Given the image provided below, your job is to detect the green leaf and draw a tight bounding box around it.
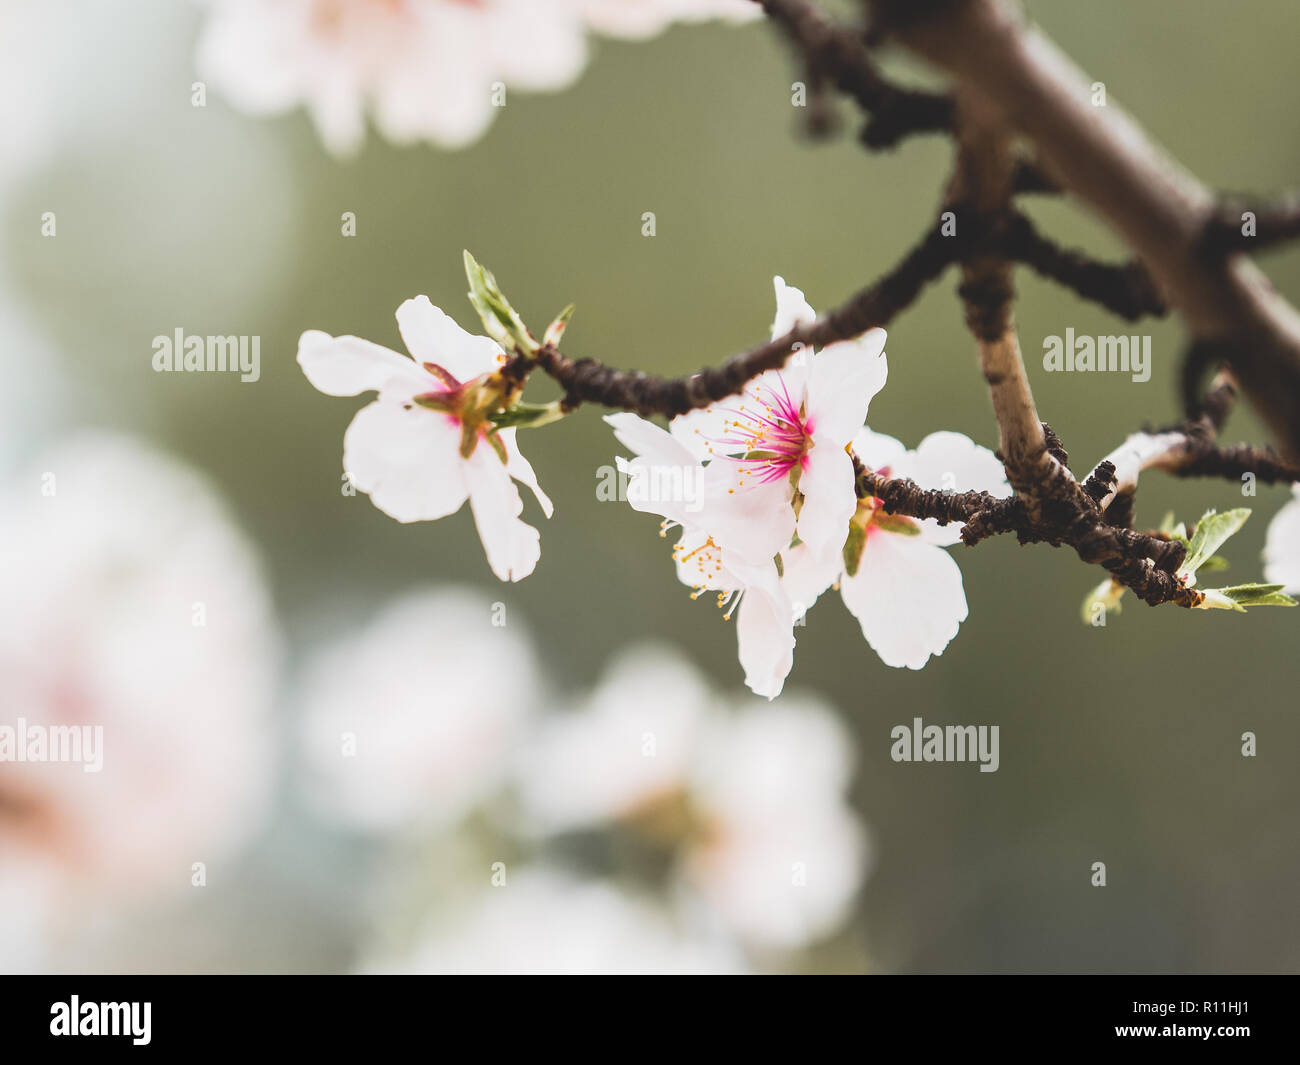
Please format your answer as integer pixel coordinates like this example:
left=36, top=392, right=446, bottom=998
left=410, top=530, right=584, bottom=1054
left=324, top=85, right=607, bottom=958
left=842, top=523, right=867, bottom=577
left=543, top=304, right=575, bottom=347
left=488, top=400, right=567, bottom=430
left=1177, top=508, right=1251, bottom=586
left=873, top=513, right=921, bottom=536
left=1198, top=583, right=1297, bottom=611
left=463, top=250, right=538, bottom=356
left=1158, top=510, right=1188, bottom=542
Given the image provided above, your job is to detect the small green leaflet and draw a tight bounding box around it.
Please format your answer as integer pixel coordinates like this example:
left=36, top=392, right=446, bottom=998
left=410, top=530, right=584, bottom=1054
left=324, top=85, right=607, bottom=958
left=489, top=401, right=566, bottom=431
left=543, top=304, right=575, bottom=347
left=1158, top=511, right=1187, bottom=541
left=842, top=523, right=867, bottom=577
left=464, top=250, right=537, bottom=356
left=1198, top=583, right=1298, bottom=612
left=1177, top=508, right=1251, bottom=586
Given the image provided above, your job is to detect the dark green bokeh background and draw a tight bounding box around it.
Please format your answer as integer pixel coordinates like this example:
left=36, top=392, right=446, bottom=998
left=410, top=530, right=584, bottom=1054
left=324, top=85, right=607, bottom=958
left=9, top=0, right=1300, bottom=971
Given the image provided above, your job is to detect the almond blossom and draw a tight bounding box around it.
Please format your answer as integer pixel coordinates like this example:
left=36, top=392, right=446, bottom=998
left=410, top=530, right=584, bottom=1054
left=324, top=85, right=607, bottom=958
left=365, top=867, right=745, bottom=975
left=516, top=645, right=870, bottom=951
left=0, top=434, right=279, bottom=964
left=801, top=427, right=1012, bottom=669
left=679, top=277, right=889, bottom=565
left=197, top=0, right=759, bottom=157
left=299, top=587, right=538, bottom=833
left=1263, top=483, right=1300, bottom=594
left=606, top=412, right=796, bottom=698
left=197, top=0, right=587, bottom=156
left=298, top=295, right=552, bottom=582
left=607, top=278, right=889, bottom=697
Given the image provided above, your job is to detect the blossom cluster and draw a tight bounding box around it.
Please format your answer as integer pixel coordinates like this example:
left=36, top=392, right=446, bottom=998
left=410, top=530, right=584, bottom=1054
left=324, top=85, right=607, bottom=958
left=0, top=435, right=278, bottom=970
left=0, top=430, right=867, bottom=973
left=298, top=263, right=1017, bottom=698
left=197, top=0, right=760, bottom=156
left=607, top=279, right=1012, bottom=696
left=300, top=605, right=872, bottom=971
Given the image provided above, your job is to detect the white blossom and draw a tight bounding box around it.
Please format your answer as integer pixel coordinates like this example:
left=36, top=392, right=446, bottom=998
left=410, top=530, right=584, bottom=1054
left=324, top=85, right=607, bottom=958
left=365, top=867, right=745, bottom=974
left=517, top=645, right=870, bottom=949
left=298, top=295, right=552, bottom=582
left=196, top=0, right=759, bottom=157
left=300, top=587, right=538, bottom=832
left=197, top=0, right=588, bottom=156
left=800, top=427, right=1011, bottom=669
left=1263, top=483, right=1300, bottom=594
left=0, top=434, right=279, bottom=938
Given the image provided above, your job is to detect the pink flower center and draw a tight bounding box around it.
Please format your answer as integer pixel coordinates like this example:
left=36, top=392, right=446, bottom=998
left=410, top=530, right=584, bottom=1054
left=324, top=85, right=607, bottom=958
left=705, top=375, right=812, bottom=487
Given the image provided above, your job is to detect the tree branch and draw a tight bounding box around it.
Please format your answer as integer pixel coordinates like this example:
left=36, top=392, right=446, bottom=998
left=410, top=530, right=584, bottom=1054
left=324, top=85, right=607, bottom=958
left=999, top=211, right=1166, bottom=321
left=1202, top=193, right=1300, bottom=255
left=873, top=0, right=1300, bottom=460
left=757, top=0, right=953, bottom=148
left=535, top=221, right=955, bottom=416
left=947, top=91, right=1060, bottom=500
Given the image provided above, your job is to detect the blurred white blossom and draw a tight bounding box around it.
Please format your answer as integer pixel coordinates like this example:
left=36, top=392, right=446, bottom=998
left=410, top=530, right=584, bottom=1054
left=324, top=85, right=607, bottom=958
left=1263, top=483, right=1300, bottom=594
left=300, top=587, right=539, bottom=833
left=572, top=0, right=760, bottom=40
left=366, top=867, right=744, bottom=974
left=0, top=3, right=56, bottom=191
left=196, top=0, right=759, bottom=156
left=518, top=645, right=870, bottom=950
left=517, top=644, right=712, bottom=827
left=0, top=434, right=279, bottom=953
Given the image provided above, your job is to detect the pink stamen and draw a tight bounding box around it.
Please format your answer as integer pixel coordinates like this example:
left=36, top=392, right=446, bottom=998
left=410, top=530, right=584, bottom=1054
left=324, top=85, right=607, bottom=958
left=701, top=375, right=812, bottom=487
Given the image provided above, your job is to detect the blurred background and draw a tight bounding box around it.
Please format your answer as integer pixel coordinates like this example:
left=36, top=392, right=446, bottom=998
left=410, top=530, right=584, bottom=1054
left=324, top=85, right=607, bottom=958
left=1, top=0, right=1298, bottom=973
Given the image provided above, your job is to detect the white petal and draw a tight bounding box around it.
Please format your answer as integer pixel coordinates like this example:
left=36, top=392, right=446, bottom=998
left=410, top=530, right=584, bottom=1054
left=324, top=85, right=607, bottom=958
left=466, top=445, right=541, bottom=582
left=771, top=276, right=816, bottom=339
left=497, top=428, right=554, bottom=518
left=699, top=465, right=796, bottom=564
left=840, top=533, right=969, bottom=670
left=1094, top=430, right=1186, bottom=499
left=796, top=444, right=855, bottom=560
left=804, top=330, right=888, bottom=446
left=780, top=541, right=840, bottom=620
left=606, top=412, right=696, bottom=466
left=685, top=698, right=866, bottom=946
left=1263, top=486, right=1300, bottom=594
left=194, top=2, right=306, bottom=116
left=907, top=431, right=1009, bottom=495
left=904, top=431, right=1010, bottom=546
left=343, top=400, right=468, bottom=523
left=490, top=0, right=589, bottom=91
left=298, top=330, right=425, bottom=397
left=371, top=20, right=499, bottom=150
left=851, top=426, right=908, bottom=473
left=515, top=644, right=709, bottom=832
left=673, top=528, right=738, bottom=592
left=768, top=278, right=814, bottom=400
left=608, top=414, right=707, bottom=527
left=395, top=296, right=505, bottom=383
left=308, top=78, right=367, bottom=158
left=729, top=557, right=796, bottom=700
left=669, top=405, right=736, bottom=461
